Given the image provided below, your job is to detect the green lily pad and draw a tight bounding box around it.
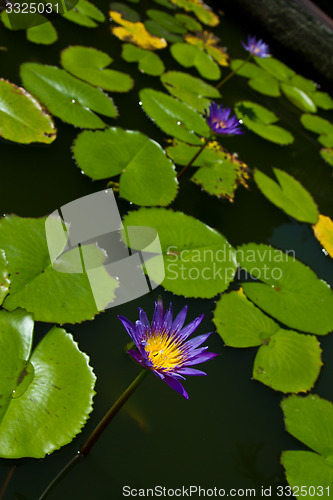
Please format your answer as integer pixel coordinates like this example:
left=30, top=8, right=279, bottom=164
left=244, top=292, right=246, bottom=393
left=147, top=9, right=187, bottom=34
left=254, top=168, right=319, bottom=223
left=170, top=43, right=221, bottom=80
left=0, top=78, right=56, bottom=144
left=238, top=243, right=333, bottom=335
left=290, top=75, right=317, bottom=94
left=26, top=20, right=58, bottom=44
left=213, top=289, right=322, bottom=393
left=61, top=46, right=133, bottom=92
left=0, top=250, right=10, bottom=306
left=235, top=101, right=294, bottom=145
left=213, top=289, right=280, bottom=348
left=110, top=2, right=140, bottom=22
left=231, top=60, right=280, bottom=97
left=166, top=139, right=250, bottom=201
left=121, top=43, right=165, bottom=76
left=139, top=88, right=210, bottom=145
left=255, top=56, right=295, bottom=81
left=253, top=329, right=322, bottom=393
left=144, top=20, right=183, bottom=43
left=313, top=91, right=333, bottom=110
left=320, top=147, right=333, bottom=167
left=169, top=0, right=219, bottom=26
left=20, top=63, right=117, bottom=129
left=300, top=114, right=333, bottom=147
left=280, top=83, right=317, bottom=113
left=72, top=127, right=178, bottom=206
left=0, top=308, right=96, bottom=459
left=281, top=394, right=333, bottom=492
left=62, top=0, right=105, bottom=27
left=161, top=71, right=220, bottom=112
left=0, top=215, right=118, bottom=323
left=122, top=208, right=237, bottom=298
left=175, top=13, right=202, bottom=31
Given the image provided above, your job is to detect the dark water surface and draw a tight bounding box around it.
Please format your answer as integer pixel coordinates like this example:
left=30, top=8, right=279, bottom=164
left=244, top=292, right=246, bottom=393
left=1, top=1, right=333, bottom=499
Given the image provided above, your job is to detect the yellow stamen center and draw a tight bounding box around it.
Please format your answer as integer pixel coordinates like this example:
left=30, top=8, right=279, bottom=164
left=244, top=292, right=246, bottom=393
left=145, top=332, right=184, bottom=371
left=212, top=118, right=226, bottom=129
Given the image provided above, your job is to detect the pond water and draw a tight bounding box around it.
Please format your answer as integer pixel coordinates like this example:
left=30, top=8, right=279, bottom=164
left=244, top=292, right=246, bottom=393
left=1, top=1, right=333, bottom=499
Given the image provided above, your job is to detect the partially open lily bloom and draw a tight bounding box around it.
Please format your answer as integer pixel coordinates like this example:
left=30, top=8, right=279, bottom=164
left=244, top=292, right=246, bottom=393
left=205, top=102, right=244, bottom=136
left=241, top=35, right=270, bottom=58
left=118, top=298, right=218, bottom=399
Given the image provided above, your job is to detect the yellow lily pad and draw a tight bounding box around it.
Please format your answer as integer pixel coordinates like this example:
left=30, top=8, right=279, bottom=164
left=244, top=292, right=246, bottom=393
left=185, top=31, right=229, bottom=66
left=313, top=214, right=333, bottom=258
left=169, top=0, right=219, bottom=26
left=110, top=11, right=167, bottom=50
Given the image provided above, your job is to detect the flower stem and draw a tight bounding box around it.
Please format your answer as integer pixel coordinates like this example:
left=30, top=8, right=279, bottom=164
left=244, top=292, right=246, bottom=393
left=177, top=137, right=210, bottom=181
left=216, top=54, right=252, bottom=89
left=38, top=369, right=148, bottom=500
left=0, top=465, right=16, bottom=500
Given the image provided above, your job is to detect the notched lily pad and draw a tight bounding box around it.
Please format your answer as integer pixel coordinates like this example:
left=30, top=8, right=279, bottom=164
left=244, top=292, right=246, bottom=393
left=0, top=250, right=10, bottom=306
left=121, top=43, right=165, bottom=76
left=312, top=214, right=333, bottom=258
left=61, top=45, right=133, bottom=92
left=0, top=78, right=56, bottom=144
left=0, top=308, right=96, bottom=459
left=170, top=42, right=221, bottom=80
left=184, top=31, right=229, bottom=66
left=169, top=0, right=219, bottom=26
left=62, top=0, right=105, bottom=27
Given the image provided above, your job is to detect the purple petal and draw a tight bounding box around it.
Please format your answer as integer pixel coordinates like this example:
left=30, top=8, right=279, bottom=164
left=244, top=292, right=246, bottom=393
left=170, top=305, right=188, bottom=334
left=128, top=350, right=146, bottom=367
left=163, top=375, right=189, bottom=399
left=151, top=297, right=164, bottom=330
left=162, top=303, right=173, bottom=332
left=138, top=308, right=150, bottom=328
left=184, top=351, right=219, bottom=366
left=184, top=332, right=212, bottom=351
left=178, top=314, right=204, bottom=341
left=118, top=315, right=137, bottom=341
left=176, top=367, right=207, bottom=376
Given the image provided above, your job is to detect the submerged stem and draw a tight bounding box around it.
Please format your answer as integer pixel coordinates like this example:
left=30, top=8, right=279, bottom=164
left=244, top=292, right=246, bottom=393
left=216, top=54, right=252, bottom=89
left=38, top=369, right=148, bottom=500
left=0, top=465, right=16, bottom=500
left=177, top=137, right=210, bottom=181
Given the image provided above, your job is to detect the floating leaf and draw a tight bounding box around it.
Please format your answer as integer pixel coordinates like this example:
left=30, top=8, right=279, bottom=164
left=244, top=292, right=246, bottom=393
left=122, top=208, right=237, bottom=298
left=61, top=46, right=133, bottom=92
left=147, top=9, right=187, bottom=34
left=280, top=83, right=317, bottom=113
left=290, top=75, right=317, bottom=94
left=214, top=290, right=322, bottom=393
left=62, top=0, right=105, bottom=27
left=26, top=21, right=58, bottom=45
left=166, top=139, right=250, bottom=200
left=139, top=88, right=210, bottom=145
left=110, top=10, right=167, bottom=50
left=144, top=19, right=183, bottom=43
left=300, top=114, right=333, bottom=148
left=170, top=42, right=220, bottom=80
left=231, top=59, right=280, bottom=97
left=175, top=13, right=202, bottom=31
left=237, top=243, right=333, bottom=335
left=312, top=214, right=333, bottom=258
left=235, top=101, right=294, bottom=145
left=20, top=63, right=117, bottom=129
left=281, top=395, right=333, bottom=491
left=0, top=79, right=56, bottom=144
left=169, top=0, right=219, bottom=26
left=0, top=250, right=10, bottom=306
left=0, top=216, right=118, bottom=323
left=0, top=309, right=96, bottom=459
left=255, top=56, right=295, bottom=81
left=110, top=2, right=140, bottom=22
left=254, top=168, right=319, bottom=223
left=121, top=43, right=165, bottom=76
left=161, top=71, right=220, bottom=112
left=72, top=127, right=178, bottom=206
left=320, top=147, right=333, bottom=167
left=313, top=91, right=333, bottom=110
left=184, top=32, right=229, bottom=66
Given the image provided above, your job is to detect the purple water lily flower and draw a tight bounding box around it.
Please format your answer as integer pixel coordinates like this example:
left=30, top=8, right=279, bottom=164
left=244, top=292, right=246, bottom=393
left=241, top=35, right=270, bottom=58
left=205, top=102, right=244, bottom=136
left=118, top=298, right=218, bottom=399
